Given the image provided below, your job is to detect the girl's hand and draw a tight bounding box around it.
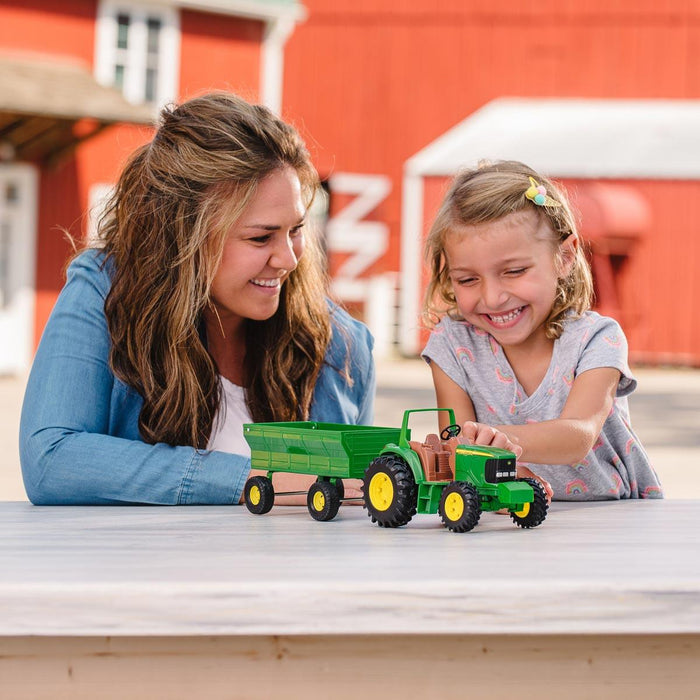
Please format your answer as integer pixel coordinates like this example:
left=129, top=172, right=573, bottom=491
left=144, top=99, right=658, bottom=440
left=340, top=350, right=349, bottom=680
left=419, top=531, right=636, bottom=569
left=516, top=464, right=553, bottom=503
left=460, top=421, right=523, bottom=459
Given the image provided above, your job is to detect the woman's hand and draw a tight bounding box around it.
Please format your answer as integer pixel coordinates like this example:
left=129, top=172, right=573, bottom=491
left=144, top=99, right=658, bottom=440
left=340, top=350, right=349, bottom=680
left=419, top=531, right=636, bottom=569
left=342, top=478, right=364, bottom=505
left=516, top=464, right=553, bottom=503
left=460, top=421, right=523, bottom=459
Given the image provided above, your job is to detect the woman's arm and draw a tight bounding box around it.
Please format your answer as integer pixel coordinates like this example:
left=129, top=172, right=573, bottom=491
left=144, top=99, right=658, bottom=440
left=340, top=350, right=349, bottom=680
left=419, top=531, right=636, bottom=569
left=20, top=253, right=249, bottom=505
left=356, top=352, right=376, bottom=426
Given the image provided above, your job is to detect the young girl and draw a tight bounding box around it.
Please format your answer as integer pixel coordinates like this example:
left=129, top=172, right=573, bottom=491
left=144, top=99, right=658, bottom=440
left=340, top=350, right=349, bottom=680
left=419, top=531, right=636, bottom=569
left=422, top=160, right=662, bottom=501
left=20, top=92, right=374, bottom=505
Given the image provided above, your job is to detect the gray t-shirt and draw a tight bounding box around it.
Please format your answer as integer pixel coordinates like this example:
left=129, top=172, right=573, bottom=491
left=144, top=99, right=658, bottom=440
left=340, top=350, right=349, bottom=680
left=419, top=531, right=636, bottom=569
left=422, top=311, right=663, bottom=501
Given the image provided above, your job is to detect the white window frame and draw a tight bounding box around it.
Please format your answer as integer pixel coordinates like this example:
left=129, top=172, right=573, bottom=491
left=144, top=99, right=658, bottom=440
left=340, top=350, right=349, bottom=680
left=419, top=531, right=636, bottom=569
left=95, top=0, right=180, bottom=109
left=0, top=164, right=38, bottom=375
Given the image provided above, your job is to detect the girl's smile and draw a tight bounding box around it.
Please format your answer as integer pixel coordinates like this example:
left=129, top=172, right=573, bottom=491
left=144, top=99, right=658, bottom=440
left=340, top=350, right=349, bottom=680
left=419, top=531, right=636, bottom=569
left=482, top=305, right=525, bottom=327
left=445, top=209, right=572, bottom=352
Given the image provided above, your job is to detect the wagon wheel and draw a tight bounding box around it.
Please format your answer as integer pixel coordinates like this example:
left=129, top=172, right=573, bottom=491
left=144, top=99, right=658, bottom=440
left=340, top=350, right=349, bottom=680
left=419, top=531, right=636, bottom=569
left=362, top=454, right=417, bottom=528
left=316, top=476, right=345, bottom=501
left=307, top=480, right=341, bottom=522
left=438, top=481, right=481, bottom=533
left=244, top=475, right=275, bottom=515
left=510, top=478, right=548, bottom=529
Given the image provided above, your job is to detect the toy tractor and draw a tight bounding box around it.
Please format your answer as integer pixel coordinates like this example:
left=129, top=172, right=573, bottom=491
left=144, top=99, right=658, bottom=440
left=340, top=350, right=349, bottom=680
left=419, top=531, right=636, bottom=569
left=242, top=408, right=548, bottom=532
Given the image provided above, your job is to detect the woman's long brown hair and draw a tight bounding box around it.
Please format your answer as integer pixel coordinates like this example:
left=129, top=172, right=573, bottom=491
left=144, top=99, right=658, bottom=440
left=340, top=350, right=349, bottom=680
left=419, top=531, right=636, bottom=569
left=98, top=92, right=331, bottom=448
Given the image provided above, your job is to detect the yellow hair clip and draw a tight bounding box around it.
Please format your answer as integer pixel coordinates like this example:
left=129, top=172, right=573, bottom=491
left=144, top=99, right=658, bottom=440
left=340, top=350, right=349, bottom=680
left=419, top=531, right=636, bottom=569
left=525, top=177, right=559, bottom=207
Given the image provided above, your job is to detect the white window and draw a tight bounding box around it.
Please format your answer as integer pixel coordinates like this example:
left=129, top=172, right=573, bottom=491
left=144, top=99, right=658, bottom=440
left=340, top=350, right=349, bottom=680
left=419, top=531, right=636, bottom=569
left=95, top=1, right=180, bottom=108
left=0, top=164, right=38, bottom=375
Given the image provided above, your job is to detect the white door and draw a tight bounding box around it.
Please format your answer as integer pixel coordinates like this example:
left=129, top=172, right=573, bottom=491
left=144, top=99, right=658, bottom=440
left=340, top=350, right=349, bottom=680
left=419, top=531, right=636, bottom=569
left=0, top=165, right=38, bottom=375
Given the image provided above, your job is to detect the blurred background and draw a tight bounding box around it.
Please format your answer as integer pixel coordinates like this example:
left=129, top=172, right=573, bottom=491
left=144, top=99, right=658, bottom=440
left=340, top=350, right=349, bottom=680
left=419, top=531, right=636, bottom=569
left=1, top=0, right=699, bottom=500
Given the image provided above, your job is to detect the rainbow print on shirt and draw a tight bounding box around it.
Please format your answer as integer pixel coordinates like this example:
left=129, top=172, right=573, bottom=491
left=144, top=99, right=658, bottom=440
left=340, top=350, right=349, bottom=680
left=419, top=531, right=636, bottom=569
left=566, top=479, right=589, bottom=496
left=456, top=346, right=474, bottom=364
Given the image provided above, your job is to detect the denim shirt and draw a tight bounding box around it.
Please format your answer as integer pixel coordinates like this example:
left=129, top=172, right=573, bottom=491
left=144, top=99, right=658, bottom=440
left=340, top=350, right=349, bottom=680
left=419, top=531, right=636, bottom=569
left=20, top=250, right=375, bottom=505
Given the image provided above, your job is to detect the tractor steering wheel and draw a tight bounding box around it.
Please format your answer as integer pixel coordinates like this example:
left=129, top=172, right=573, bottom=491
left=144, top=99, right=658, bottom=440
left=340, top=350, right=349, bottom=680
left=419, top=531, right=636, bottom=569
left=440, top=424, right=461, bottom=441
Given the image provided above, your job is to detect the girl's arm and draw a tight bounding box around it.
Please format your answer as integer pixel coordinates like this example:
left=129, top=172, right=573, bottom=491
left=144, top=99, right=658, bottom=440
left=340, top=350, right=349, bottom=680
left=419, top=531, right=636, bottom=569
left=431, top=360, right=619, bottom=465
left=431, top=362, right=478, bottom=424
left=494, top=367, right=620, bottom=465
left=430, top=362, right=522, bottom=457
left=431, top=362, right=552, bottom=499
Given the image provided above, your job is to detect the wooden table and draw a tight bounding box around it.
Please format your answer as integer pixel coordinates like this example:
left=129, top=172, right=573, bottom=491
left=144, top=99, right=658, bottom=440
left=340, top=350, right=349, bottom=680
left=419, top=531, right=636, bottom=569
left=1, top=500, right=699, bottom=698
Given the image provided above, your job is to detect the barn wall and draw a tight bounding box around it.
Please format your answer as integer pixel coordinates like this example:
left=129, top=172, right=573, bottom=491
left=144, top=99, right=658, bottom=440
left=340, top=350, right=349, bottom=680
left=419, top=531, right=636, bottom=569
left=283, top=1, right=700, bottom=362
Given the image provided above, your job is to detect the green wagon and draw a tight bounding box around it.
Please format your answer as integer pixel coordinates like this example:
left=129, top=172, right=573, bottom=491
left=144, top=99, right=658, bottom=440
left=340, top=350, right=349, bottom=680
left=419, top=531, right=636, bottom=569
left=242, top=421, right=405, bottom=521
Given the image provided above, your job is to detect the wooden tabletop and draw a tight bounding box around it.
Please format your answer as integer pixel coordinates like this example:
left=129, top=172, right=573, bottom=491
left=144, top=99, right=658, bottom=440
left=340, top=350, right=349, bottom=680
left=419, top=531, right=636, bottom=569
left=1, top=499, right=699, bottom=637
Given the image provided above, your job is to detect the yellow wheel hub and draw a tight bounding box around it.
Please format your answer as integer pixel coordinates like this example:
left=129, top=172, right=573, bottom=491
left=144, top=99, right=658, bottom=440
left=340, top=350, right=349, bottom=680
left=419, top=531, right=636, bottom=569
left=312, top=490, right=326, bottom=512
left=514, top=502, right=531, bottom=518
left=369, top=472, right=394, bottom=511
left=248, top=485, right=261, bottom=506
left=444, top=492, right=465, bottom=522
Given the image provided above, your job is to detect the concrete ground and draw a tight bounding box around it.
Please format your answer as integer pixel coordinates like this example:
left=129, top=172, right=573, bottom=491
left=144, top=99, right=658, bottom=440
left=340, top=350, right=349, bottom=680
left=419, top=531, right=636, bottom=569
left=2, top=360, right=699, bottom=501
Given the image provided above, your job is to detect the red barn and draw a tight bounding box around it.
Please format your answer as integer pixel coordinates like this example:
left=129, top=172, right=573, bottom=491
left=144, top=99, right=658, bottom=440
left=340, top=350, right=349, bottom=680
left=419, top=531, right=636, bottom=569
left=282, top=1, right=700, bottom=364
left=0, top=0, right=305, bottom=374
left=3, top=0, right=700, bottom=370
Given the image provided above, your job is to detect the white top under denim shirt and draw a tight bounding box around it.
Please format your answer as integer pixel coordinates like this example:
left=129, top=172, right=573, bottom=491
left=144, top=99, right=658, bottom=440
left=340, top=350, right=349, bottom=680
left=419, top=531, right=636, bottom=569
left=20, top=249, right=375, bottom=505
left=206, top=377, right=252, bottom=458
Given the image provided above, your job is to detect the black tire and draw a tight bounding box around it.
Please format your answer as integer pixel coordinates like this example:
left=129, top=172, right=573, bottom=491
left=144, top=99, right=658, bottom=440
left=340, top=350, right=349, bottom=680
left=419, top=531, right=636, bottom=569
left=244, top=475, right=275, bottom=515
left=362, top=454, right=417, bottom=528
left=510, top=478, right=549, bottom=529
left=307, top=480, right=341, bottom=522
left=327, top=477, right=345, bottom=501
left=313, top=477, right=344, bottom=500
left=438, top=481, right=481, bottom=533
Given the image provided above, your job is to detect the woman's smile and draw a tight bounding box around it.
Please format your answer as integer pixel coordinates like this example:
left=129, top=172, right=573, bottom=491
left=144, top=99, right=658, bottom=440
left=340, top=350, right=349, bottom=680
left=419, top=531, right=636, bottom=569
left=250, top=277, right=282, bottom=291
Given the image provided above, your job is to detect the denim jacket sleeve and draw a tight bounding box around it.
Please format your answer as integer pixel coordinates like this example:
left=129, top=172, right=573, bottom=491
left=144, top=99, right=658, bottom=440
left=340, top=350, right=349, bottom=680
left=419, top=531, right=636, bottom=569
left=20, top=251, right=376, bottom=505
left=20, top=251, right=249, bottom=505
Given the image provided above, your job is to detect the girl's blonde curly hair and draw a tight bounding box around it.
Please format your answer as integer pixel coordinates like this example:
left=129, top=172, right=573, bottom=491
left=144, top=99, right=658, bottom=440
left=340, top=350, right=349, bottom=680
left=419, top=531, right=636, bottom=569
left=423, top=160, right=594, bottom=339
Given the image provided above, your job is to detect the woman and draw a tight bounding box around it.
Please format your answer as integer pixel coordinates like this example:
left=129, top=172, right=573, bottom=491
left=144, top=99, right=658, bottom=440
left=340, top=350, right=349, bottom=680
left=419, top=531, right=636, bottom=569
left=20, top=92, right=375, bottom=505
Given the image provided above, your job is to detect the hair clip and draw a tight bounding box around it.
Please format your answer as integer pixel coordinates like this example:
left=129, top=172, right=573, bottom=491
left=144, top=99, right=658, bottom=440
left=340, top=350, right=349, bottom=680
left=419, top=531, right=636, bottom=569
left=525, top=177, right=559, bottom=207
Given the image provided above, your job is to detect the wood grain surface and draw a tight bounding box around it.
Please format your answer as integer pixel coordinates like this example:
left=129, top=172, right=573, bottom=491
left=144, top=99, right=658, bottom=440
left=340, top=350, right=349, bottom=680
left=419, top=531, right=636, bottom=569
left=1, top=499, right=699, bottom=636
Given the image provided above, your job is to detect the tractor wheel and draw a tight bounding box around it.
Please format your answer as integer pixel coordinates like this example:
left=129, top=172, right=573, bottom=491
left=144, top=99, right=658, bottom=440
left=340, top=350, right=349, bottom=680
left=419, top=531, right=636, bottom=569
left=362, top=454, right=417, bottom=528
left=438, top=481, right=481, bottom=533
left=307, top=480, right=341, bottom=522
left=244, top=475, right=275, bottom=515
left=510, top=478, right=549, bottom=529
